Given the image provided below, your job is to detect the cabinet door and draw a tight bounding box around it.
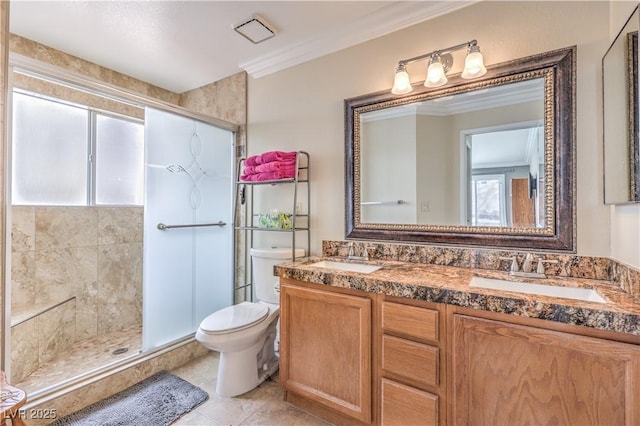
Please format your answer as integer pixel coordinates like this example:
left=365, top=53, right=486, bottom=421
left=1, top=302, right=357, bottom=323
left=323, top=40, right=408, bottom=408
left=451, top=314, right=640, bottom=425
left=280, top=283, right=372, bottom=423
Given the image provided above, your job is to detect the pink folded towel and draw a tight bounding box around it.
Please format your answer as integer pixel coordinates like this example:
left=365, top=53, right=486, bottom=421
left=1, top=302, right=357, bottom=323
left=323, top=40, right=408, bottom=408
left=260, top=151, right=297, bottom=164
left=243, top=160, right=296, bottom=175
left=245, top=155, right=261, bottom=167
left=240, top=168, right=296, bottom=182
left=245, top=151, right=297, bottom=166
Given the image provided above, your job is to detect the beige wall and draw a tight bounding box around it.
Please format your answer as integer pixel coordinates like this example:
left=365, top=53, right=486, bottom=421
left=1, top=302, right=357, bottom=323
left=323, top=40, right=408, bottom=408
left=248, top=1, right=610, bottom=256
left=361, top=115, right=417, bottom=223
left=417, top=115, right=453, bottom=225
left=610, top=1, right=640, bottom=268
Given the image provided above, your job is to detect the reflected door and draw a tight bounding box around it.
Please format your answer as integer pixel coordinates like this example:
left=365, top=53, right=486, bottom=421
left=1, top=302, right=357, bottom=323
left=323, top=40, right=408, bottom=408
left=511, top=178, right=535, bottom=227
left=143, top=107, right=234, bottom=350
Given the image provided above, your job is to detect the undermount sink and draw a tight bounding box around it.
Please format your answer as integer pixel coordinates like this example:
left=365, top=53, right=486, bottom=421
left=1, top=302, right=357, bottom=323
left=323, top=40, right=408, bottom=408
left=309, top=260, right=383, bottom=274
left=469, top=276, right=608, bottom=304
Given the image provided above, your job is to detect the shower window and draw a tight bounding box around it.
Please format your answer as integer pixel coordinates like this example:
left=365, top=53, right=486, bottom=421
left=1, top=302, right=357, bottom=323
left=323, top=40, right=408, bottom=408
left=12, top=90, right=144, bottom=206
left=12, top=91, right=89, bottom=205
left=94, top=114, right=144, bottom=205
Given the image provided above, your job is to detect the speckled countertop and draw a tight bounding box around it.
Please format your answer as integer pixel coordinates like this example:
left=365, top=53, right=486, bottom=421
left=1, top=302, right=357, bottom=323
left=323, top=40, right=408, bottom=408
left=275, top=256, right=640, bottom=336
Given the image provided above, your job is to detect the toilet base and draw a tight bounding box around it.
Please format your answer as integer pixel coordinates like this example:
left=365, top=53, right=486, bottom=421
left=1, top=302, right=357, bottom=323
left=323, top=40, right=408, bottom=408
left=215, top=321, right=278, bottom=397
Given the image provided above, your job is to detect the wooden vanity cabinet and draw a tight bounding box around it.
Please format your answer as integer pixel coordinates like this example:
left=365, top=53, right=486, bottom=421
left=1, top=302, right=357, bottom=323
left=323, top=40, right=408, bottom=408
left=448, top=307, right=640, bottom=426
left=279, top=279, right=373, bottom=424
left=280, top=278, right=640, bottom=426
left=378, top=298, right=447, bottom=426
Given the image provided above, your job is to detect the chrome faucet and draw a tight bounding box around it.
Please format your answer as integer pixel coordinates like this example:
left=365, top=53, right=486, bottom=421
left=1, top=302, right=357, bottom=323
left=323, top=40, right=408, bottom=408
left=347, top=242, right=369, bottom=261
left=499, top=254, right=558, bottom=279
left=536, top=258, right=559, bottom=276
left=499, top=256, right=520, bottom=273
left=522, top=253, right=535, bottom=273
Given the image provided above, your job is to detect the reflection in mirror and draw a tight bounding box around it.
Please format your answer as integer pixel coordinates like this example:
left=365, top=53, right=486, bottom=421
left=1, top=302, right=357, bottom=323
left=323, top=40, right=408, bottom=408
left=603, top=5, right=639, bottom=204
left=345, top=47, right=576, bottom=251
left=360, top=79, right=544, bottom=228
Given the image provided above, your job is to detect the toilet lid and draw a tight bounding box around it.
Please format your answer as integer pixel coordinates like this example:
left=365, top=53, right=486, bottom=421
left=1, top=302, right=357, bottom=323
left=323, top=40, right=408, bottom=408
left=200, top=302, right=269, bottom=334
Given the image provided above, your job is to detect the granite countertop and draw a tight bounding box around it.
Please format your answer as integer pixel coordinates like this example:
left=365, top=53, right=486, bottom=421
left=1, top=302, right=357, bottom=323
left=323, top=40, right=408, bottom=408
left=275, top=256, right=640, bottom=336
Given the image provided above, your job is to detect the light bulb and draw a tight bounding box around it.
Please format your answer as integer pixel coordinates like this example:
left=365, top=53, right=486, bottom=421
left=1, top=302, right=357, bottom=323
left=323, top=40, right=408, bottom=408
left=462, top=45, right=487, bottom=79
left=391, top=64, right=413, bottom=95
left=424, top=56, right=448, bottom=88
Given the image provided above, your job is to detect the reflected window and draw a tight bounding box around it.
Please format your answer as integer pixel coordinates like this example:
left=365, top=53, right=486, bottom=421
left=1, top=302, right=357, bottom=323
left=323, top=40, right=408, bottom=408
left=471, top=174, right=506, bottom=226
left=12, top=90, right=144, bottom=206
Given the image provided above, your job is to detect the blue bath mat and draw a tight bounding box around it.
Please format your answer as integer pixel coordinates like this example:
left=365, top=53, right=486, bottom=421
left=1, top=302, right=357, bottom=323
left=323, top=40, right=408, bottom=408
left=48, top=371, right=208, bottom=426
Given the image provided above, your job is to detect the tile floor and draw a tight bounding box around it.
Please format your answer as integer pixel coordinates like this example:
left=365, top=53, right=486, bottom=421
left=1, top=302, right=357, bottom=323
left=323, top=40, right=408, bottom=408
left=170, top=352, right=332, bottom=426
left=15, top=326, right=142, bottom=394
left=15, top=328, right=328, bottom=425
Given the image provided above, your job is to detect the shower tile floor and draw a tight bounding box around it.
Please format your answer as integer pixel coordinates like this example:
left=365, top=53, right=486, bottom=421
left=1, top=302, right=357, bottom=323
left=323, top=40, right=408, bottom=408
left=170, top=352, right=332, bottom=425
left=15, top=325, right=142, bottom=395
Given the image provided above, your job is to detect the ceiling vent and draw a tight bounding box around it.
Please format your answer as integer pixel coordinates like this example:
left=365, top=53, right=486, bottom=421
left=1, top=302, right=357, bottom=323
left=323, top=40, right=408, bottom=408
left=233, top=14, right=277, bottom=44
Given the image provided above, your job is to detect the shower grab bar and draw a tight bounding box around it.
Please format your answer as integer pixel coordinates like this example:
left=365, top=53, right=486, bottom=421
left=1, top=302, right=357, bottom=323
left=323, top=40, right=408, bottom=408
left=361, top=200, right=405, bottom=206
left=157, top=221, right=226, bottom=230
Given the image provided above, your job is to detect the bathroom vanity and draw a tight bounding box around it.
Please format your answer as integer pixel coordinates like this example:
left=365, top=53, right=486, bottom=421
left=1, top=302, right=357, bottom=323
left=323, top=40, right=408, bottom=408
left=275, top=247, right=640, bottom=425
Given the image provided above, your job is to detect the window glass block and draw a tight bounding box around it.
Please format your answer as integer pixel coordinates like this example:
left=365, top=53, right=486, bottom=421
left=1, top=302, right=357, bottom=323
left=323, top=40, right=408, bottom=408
left=12, top=92, right=88, bottom=205
left=95, top=114, right=144, bottom=205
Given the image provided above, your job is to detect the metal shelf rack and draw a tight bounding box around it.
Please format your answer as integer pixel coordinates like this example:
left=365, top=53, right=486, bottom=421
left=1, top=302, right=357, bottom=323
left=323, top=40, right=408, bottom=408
left=234, top=151, right=310, bottom=300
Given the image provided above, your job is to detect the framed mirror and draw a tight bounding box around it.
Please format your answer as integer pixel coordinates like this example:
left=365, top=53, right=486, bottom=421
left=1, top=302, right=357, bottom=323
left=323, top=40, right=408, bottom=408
left=603, top=5, right=639, bottom=204
left=345, top=47, right=575, bottom=251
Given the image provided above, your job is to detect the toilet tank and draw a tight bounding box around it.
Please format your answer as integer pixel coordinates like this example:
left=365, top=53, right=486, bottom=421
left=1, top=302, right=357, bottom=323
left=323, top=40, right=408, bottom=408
left=250, top=247, right=305, bottom=304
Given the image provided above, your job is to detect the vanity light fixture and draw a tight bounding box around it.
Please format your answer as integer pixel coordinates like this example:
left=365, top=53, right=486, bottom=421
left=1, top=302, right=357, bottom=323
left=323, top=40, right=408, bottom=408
left=391, top=39, right=488, bottom=94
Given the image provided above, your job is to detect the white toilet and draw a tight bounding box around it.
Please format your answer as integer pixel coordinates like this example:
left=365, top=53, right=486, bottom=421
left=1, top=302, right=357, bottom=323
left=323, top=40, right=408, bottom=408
left=195, top=247, right=304, bottom=397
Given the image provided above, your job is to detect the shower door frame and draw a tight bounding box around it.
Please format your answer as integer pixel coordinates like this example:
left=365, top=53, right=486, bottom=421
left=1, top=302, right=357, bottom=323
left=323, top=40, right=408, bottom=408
left=2, top=53, right=239, bottom=397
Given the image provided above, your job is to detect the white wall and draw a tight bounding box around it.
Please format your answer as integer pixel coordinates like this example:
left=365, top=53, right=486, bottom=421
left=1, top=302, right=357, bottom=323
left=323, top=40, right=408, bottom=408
left=248, top=1, right=610, bottom=256
left=610, top=1, right=640, bottom=268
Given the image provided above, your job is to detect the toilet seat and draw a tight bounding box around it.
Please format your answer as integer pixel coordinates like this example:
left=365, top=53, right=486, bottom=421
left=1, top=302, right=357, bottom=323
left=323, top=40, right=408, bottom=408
left=199, top=303, right=269, bottom=335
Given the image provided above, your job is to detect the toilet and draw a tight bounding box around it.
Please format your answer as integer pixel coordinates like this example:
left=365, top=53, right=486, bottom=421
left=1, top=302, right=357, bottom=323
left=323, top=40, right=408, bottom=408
left=195, top=247, right=304, bottom=397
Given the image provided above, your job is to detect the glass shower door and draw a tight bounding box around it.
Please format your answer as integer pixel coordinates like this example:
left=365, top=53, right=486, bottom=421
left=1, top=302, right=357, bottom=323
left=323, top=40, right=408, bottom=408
left=143, top=107, right=234, bottom=350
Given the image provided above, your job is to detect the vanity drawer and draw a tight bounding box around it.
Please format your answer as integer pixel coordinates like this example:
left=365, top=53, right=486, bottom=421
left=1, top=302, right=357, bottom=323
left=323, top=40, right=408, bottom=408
left=381, top=378, right=438, bottom=426
left=382, top=335, right=439, bottom=388
left=382, top=301, right=439, bottom=342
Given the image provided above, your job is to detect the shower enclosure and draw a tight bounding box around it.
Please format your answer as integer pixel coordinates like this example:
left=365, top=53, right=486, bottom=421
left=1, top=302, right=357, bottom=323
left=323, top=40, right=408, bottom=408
left=143, top=107, right=234, bottom=350
left=6, top=63, right=237, bottom=396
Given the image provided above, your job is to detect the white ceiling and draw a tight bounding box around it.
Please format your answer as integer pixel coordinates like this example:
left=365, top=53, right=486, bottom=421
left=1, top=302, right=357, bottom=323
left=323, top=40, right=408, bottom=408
left=471, top=127, right=542, bottom=170
left=9, top=1, right=473, bottom=94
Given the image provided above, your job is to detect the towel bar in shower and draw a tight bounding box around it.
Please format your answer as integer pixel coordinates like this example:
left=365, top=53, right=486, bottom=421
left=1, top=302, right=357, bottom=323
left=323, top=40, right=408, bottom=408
left=157, top=221, right=226, bottom=230
left=360, top=200, right=405, bottom=206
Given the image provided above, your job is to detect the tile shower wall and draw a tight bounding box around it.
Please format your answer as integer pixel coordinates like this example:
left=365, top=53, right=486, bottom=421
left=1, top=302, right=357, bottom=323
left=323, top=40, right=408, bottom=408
left=11, top=206, right=143, bottom=382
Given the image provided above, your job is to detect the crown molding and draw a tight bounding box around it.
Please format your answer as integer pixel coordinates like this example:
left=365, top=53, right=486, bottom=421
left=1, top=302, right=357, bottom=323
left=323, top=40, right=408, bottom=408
left=241, top=1, right=476, bottom=78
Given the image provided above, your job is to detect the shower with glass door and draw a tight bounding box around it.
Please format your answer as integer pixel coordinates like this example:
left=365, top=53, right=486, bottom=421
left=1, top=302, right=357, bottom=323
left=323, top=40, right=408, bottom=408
left=143, top=107, right=234, bottom=350
left=6, top=65, right=236, bottom=396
